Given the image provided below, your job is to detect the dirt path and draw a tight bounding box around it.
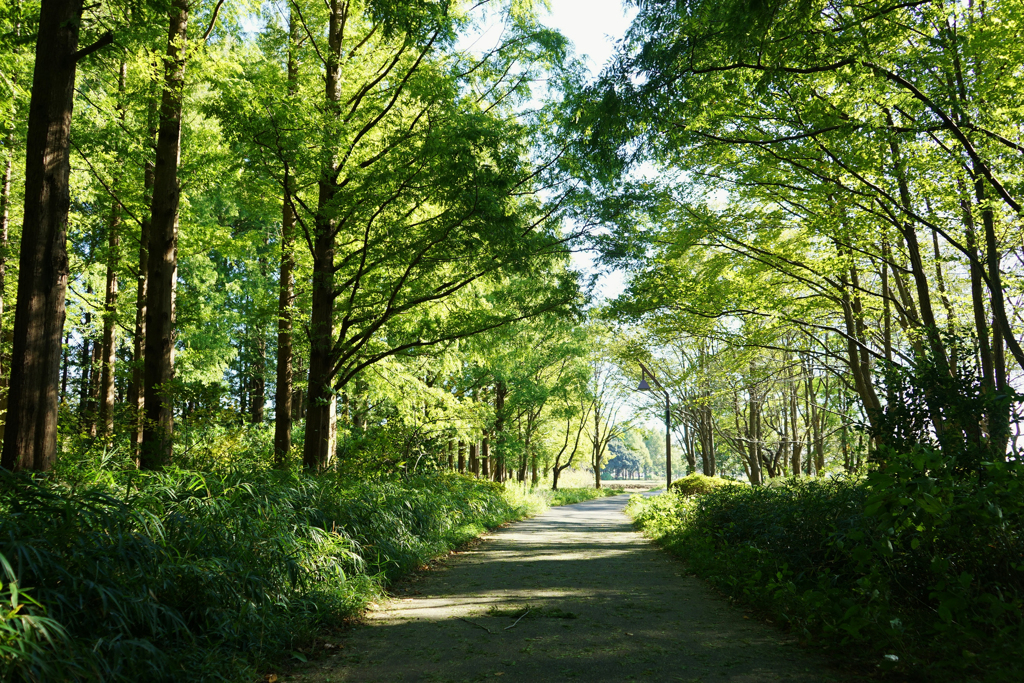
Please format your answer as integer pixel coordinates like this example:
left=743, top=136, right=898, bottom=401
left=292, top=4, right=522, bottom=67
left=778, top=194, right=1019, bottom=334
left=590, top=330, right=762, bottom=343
left=287, top=494, right=857, bottom=683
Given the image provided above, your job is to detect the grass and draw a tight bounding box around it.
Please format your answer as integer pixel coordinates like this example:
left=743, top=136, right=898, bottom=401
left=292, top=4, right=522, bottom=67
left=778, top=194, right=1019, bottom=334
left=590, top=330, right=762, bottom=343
left=500, top=479, right=629, bottom=509
left=0, top=469, right=545, bottom=682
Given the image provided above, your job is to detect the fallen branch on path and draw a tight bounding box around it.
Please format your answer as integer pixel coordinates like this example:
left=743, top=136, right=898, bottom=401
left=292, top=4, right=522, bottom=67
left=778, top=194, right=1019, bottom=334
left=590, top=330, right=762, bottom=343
left=504, top=607, right=531, bottom=630
left=459, top=617, right=494, bottom=634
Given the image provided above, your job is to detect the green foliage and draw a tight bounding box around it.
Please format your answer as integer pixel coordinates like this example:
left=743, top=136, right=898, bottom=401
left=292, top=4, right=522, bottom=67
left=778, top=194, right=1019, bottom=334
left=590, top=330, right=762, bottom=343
left=0, top=576, right=65, bottom=681
left=667, top=473, right=739, bottom=497
left=0, top=470, right=538, bottom=681
left=628, top=469, right=1024, bottom=680
left=543, top=486, right=621, bottom=507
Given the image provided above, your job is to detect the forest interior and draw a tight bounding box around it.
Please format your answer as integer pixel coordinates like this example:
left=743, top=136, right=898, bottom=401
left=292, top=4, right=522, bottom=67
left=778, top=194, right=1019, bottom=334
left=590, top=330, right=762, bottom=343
left=0, top=0, right=1023, bottom=681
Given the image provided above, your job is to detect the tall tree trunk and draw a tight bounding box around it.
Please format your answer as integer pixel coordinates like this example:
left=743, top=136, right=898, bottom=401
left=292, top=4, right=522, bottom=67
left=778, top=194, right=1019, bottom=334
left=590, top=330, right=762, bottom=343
left=748, top=394, right=763, bottom=486
left=975, top=176, right=1010, bottom=453
left=87, top=338, right=100, bottom=438
left=789, top=361, right=802, bottom=477
left=250, top=334, right=266, bottom=423
left=78, top=306, right=92, bottom=423
left=302, top=0, right=345, bottom=471
left=129, top=79, right=159, bottom=464
left=0, top=118, right=13, bottom=442
left=880, top=242, right=893, bottom=363
left=98, top=203, right=119, bottom=437
left=481, top=433, right=490, bottom=478
left=887, top=128, right=947, bottom=372
left=960, top=185, right=995, bottom=394
left=930, top=229, right=956, bottom=332
left=839, top=268, right=882, bottom=431
left=273, top=9, right=300, bottom=465
left=1, top=0, right=87, bottom=471
left=457, top=440, right=466, bottom=473
left=292, top=354, right=305, bottom=420
left=98, top=63, right=126, bottom=439
left=141, top=1, right=188, bottom=470
left=493, top=381, right=507, bottom=482
left=699, top=399, right=715, bottom=476
left=469, top=441, right=479, bottom=475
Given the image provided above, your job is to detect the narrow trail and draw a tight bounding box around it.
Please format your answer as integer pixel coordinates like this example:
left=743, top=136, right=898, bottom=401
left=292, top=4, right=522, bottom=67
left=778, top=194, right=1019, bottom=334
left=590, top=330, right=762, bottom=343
left=289, top=494, right=857, bottom=683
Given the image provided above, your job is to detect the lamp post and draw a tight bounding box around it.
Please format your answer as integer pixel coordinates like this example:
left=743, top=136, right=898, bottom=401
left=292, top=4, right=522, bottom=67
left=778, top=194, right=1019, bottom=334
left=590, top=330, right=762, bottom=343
left=637, top=362, right=671, bottom=490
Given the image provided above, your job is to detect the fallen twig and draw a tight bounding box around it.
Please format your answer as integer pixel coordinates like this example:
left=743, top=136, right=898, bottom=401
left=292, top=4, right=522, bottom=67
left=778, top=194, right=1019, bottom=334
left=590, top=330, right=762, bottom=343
left=504, top=607, right=531, bottom=630
left=459, top=617, right=494, bottom=634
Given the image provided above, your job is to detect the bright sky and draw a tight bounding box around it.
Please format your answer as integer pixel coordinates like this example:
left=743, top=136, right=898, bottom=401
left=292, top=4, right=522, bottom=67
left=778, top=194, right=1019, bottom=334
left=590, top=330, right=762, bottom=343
left=539, top=0, right=637, bottom=302
left=541, top=0, right=636, bottom=75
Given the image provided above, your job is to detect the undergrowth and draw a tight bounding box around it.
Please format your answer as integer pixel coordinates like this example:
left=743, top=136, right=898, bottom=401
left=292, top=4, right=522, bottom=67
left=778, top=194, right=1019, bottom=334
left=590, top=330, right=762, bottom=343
left=667, top=473, right=739, bottom=497
left=0, top=469, right=539, bottom=682
left=537, top=486, right=623, bottom=507
left=627, top=461, right=1024, bottom=682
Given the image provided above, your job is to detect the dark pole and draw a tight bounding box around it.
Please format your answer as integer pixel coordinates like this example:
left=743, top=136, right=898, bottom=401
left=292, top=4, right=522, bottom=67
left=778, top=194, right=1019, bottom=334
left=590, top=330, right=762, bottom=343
left=665, top=391, right=671, bottom=489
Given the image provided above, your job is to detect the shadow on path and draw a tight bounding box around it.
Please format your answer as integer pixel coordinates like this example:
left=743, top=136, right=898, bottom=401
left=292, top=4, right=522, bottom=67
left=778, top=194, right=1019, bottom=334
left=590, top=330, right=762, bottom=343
left=289, top=494, right=859, bottom=683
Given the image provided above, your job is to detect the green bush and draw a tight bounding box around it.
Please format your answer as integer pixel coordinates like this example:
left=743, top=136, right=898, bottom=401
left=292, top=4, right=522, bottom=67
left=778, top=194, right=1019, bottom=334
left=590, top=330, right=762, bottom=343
left=0, top=470, right=538, bottom=682
left=628, top=465, right=1024, bottom=681
left=549, top=487, right=621, bottom=506
left=667, top=473, right=740, bottom=497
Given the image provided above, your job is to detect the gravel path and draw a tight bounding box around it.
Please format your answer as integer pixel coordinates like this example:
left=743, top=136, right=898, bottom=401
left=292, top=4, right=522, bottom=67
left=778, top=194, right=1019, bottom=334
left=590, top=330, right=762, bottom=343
left=287, top=494, right=858, bottom=683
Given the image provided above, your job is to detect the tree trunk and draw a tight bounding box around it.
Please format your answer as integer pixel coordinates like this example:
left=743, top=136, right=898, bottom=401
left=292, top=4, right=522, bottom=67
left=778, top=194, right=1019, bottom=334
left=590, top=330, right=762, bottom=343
left=273, top=21, right=297, bottom=463
left=326, top=392, right=337, bottom=468
left=98, top=199, right=119, bottom=438
left=250, top=334, right=266, bottom=423
left=1, top=0, right=86, bottom=472
left=141, top=0, right=189, bottom=470
left=481, top=434, right=489, bottom=478
left=78, top=308, right=91, bottom=422
left=457, top=440, right=466, bottom=473
left=129, top=78, right=158, bottom=464
left=98, top=62, right=126, bottom=440
left=303, top=245, right=335, bottom=469
left=302, top=0, right=345, bottom=471
left=975, top=176, right=1010, bottom=452
left=789, top=360, right=802, bottom=477
left=0, top=117, right=13, bottom=442
left=87, top=337, right=100, bottom=438
left=60, top=332, right=69, bottom=402
left=699, top=399, right=715, bottom=476
left=292, top=354, right=304, bottom=420
left=493, top=381, right=507, bottom=482
left=960, top=185, right=995, bottom=395
left=748, top=395, right=763, bottom=486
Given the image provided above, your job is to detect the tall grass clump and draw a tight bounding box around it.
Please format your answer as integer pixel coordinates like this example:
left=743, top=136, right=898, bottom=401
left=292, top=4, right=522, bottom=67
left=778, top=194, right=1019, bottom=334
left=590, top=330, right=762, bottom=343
left=627, top=468, right=1024, bottom=681
left=0, top=470, right=537, bottom=682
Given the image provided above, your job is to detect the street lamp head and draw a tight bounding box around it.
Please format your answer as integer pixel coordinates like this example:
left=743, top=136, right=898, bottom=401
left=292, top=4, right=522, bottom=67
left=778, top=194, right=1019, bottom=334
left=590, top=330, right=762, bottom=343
left=637, top=378, right=651, bottom=391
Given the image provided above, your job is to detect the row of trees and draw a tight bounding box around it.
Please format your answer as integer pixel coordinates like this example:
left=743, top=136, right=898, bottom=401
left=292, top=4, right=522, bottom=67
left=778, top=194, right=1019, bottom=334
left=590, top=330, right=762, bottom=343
left=584, top=0, right=1024, bottom=475
left=0, top=0, right=601, bottom=473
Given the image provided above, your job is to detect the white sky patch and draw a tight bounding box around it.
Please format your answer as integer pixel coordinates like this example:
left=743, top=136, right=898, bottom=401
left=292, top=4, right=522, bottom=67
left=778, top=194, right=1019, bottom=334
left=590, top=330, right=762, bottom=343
left=541, top=0, right=637, bottom=74
left=545, top=0, right=636, bottom=304
left=707, top=188, right=729, bottom=210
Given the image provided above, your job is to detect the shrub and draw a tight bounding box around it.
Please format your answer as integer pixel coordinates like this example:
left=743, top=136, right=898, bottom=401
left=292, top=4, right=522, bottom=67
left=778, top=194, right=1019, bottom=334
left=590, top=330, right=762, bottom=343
left=667, top=473, right=740, bottom=497
left=628, top=469, right=1024, bottom=681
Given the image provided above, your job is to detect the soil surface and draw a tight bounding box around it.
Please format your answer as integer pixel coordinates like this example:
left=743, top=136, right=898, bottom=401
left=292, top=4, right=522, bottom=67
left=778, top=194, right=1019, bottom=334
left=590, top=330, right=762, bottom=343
left=285, top=494, right=861, bottom=683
